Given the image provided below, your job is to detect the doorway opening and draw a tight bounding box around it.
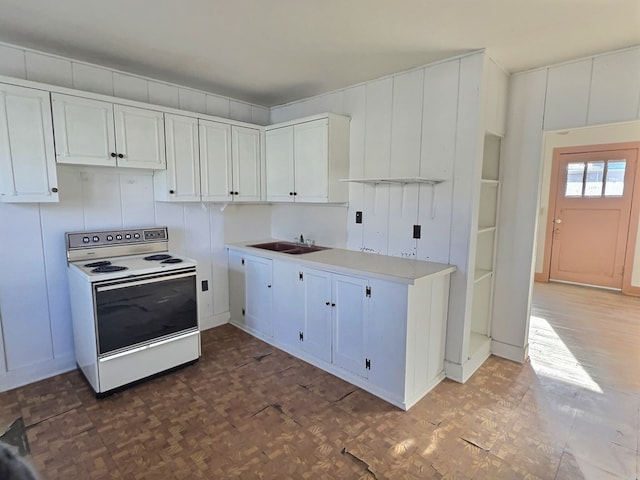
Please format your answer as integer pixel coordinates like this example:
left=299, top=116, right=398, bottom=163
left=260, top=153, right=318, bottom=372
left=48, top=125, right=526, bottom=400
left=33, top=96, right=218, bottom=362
left=536, top=140, right=640, bottom=295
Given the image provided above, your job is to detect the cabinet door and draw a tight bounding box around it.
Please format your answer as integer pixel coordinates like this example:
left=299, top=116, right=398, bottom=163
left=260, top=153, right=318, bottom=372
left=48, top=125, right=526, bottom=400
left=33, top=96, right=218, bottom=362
left=272, top=260, right=304, bottom=349
left=244, top=255, right=273, bottom=337
left=302, top=268, right=332, bottom=363
left=114, top=105, right=166, bottom=169
left=228, top=250, right=246, bottom=327
left=200, top=120, right=232, bottom=202
left=294, top=119, right=328, bottom=203
left=332, top=273, right=369, bottom=378
left=51, top=93, right=116, bottom=167
left=156, top=114, right=200, bottom=201
left=232, top=126, right=261, bottom=201
left=0, top=84, right=58, bottom=203
left=265, top=126, right=295, bottom=202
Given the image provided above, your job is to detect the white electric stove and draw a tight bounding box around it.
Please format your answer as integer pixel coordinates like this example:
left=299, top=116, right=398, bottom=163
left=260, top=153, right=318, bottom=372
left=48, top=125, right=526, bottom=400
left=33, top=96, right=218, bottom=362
left=66, top=226, right=200, bottom=395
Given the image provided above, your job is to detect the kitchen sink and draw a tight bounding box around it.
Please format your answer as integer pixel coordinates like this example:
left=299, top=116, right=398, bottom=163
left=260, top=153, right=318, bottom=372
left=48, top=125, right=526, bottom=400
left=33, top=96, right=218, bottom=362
left=249, top=241, right=330, bottom=255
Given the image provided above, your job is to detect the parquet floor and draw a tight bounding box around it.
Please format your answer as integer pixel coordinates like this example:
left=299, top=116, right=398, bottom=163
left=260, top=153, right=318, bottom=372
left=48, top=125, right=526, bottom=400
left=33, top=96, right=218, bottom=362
left=1, top=282, right=638, bottom=479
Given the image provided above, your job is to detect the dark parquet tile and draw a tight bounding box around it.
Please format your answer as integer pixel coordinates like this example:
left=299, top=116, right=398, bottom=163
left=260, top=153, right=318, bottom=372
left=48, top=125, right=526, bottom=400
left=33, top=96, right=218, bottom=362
left=3, top=282, right=639, bottom=479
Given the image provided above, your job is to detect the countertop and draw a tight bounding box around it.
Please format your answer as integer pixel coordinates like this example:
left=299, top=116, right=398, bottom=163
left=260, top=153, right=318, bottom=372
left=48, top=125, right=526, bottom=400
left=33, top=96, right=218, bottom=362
left=226, top=239, right=456, bottom=285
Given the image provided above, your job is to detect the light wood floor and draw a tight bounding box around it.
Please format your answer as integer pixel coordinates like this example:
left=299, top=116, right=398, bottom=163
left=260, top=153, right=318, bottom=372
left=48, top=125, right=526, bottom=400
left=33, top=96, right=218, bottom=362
left=0, top=282, right=638, bottom=479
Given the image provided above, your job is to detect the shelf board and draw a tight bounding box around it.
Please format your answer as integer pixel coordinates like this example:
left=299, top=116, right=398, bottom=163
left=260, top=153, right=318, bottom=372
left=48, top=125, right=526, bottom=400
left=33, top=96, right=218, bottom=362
left=474, top=269, right=493, bottom=282
left=340, top=177, right=445, bottom=185
left=477, top=225, right=497, bottom=234
left=469, top=332, right=491, bottom=358
left=480, top=179, right=499, bottom=185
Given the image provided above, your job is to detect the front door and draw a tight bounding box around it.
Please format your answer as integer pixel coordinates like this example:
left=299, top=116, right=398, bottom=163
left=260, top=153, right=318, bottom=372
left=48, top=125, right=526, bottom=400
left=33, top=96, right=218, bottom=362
left=548, top=148, right=638, bottom=289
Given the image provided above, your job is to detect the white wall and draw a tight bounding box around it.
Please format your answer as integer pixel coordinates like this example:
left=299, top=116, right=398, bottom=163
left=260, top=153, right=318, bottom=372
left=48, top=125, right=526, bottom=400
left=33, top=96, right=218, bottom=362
left=493, top=46, right=640, bottom=362
left=270, top=204, right=348, bottom=248
left=0, top=43, right=271, bottom=391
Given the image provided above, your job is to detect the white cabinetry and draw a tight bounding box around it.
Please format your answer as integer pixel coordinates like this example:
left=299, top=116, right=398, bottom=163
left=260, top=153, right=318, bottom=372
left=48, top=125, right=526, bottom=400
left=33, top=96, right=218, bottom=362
left=331, top=274, right=369, bottom=378
left=52, top=93, right=166, bottom=169
left=265, top=114, right=349, bottom=203
left=273, top=263, right=332, bottom=363
left=228, top=252, right=273, bottom=338
left=154, top=114, right=200, bottom=202
left=229, top=246, right=454, bottom=410
left=200, top=120, right=261, bottom=202
left=0, top=83, right=58, bottom=203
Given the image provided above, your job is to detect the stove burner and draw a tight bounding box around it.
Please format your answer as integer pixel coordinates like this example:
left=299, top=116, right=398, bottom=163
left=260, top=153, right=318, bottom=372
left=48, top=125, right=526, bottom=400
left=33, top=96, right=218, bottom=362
left=85, top=260, right=111, bottom=268
left=92, top=265, right=128, bottom=273
left=161, top=258, right=183, bottom=264
left=144, top=254, right=172, bottom=261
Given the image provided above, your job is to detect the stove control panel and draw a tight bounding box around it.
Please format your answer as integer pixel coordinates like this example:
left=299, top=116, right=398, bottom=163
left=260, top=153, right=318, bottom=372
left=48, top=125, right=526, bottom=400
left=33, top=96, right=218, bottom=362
left=67, top=227, right=169, bottom=250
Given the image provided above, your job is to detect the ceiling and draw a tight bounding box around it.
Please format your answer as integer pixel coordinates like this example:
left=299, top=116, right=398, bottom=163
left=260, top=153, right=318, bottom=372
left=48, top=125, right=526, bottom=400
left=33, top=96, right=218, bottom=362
left=0, top=0, right=638, bottom=106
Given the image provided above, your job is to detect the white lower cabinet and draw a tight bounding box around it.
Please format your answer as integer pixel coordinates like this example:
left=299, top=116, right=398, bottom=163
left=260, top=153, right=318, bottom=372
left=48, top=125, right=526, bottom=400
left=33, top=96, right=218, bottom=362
left=230, top=248, right=453, bottom=410
left=228, top=252, right=273, bottom=338
left=273, top=263, right=332, bottom=363
left=331, top=274, right=369, bottom=378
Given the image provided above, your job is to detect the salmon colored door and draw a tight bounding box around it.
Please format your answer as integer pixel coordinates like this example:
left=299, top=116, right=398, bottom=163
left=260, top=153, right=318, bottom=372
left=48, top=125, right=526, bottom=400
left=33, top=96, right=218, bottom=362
left=548, top=148, right=638, bottom=289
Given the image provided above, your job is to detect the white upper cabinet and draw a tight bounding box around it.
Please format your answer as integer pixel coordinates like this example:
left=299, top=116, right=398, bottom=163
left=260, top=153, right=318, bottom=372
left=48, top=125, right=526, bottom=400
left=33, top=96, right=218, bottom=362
left=265, top=113, right=350, bottom=203
left=0, top=83, right=59, bottom=203
left=200, top=121, right=261, bottom=202
left=200, top=119, right=232, bottom=202
left=265, top=125, right=294, bottom=202
left=232, top=126, right=261, bottom=202
left=154, top=114, right=200, bottom=202
left=113, top=105, right=166, bottom=169
left=52, top=93, right=166, bottom=169
left=51, top=94, right=116, bottom=167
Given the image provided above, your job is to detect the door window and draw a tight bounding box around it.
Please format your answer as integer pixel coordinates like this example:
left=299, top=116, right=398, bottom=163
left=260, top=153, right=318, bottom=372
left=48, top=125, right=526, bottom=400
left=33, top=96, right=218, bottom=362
left=565, top=160, right=626, bottom=198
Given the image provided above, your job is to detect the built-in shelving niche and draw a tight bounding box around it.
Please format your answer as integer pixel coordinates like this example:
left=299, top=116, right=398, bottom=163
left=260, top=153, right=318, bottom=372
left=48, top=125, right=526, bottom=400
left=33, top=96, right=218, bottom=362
left=469, top=134, right=501, bottom=361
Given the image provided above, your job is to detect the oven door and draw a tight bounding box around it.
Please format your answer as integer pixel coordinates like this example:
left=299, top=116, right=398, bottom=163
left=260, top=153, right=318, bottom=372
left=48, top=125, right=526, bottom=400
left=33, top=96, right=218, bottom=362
left=93, top=268, right=197, bottom=356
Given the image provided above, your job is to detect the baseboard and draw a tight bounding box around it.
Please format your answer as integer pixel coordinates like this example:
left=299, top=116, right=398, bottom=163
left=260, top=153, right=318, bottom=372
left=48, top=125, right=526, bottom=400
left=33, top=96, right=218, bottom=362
left=200, top=312, right=230, bottom=331
left=491, top=339, right=529, bottom=363
left=444, top=340, right=491, bottom=384
left=0, top=355, right=76, bottom=392
left=534, top=272, right=548, bottom=283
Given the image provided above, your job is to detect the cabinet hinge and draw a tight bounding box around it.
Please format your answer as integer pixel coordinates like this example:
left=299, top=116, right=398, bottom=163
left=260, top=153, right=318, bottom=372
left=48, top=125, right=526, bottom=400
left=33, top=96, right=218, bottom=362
left=299, top=331, right=304, bottom=341
left=299, top=272, right=303, bottom=281
left=365, top=286, right=371, bottom=298
left=242, top=308, right=245, bottom=316
left=365, top=358, right=371, bottom=370
left=241, top=258, right=245, bottom=266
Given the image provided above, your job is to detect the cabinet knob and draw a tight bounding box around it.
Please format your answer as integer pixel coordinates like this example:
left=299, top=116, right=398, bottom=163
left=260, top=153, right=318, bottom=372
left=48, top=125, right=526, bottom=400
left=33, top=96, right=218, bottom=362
left=110, top=153, right=117, bottom=158
left=234, top=191, right=239, bottom=195
left=325, top=301, right=330, bottom=306
left=117, top=153, right=124, bottom=159
left=51, top=187, right=58, bottom=193
left=230, top=191, right=234, bottom=195
left=293, top=192, right=297, bottom=196
left=169, top=190, right=175, bottom=194
left=289, top=192, right=293, bottom=196
left=331, top=303, right=336, bottom=307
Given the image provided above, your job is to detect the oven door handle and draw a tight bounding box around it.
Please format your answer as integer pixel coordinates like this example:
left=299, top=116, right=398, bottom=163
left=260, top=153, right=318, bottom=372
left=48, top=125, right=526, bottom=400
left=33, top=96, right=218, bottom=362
left=96, top=271, right=196, bottom=292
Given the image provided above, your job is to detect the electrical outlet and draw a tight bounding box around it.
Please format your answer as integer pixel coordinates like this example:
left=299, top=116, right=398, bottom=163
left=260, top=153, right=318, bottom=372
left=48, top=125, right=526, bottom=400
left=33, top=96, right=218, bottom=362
left=413, top=225, right=421, bottom=239
left=201, top=280, right=209, bottom=291
left=355, top=211, right=363, bottom=224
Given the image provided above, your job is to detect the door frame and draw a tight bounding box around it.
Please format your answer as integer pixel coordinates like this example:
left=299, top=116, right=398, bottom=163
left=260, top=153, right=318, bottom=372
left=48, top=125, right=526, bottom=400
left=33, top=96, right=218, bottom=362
left=538, top=141, right=640, bottom=295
